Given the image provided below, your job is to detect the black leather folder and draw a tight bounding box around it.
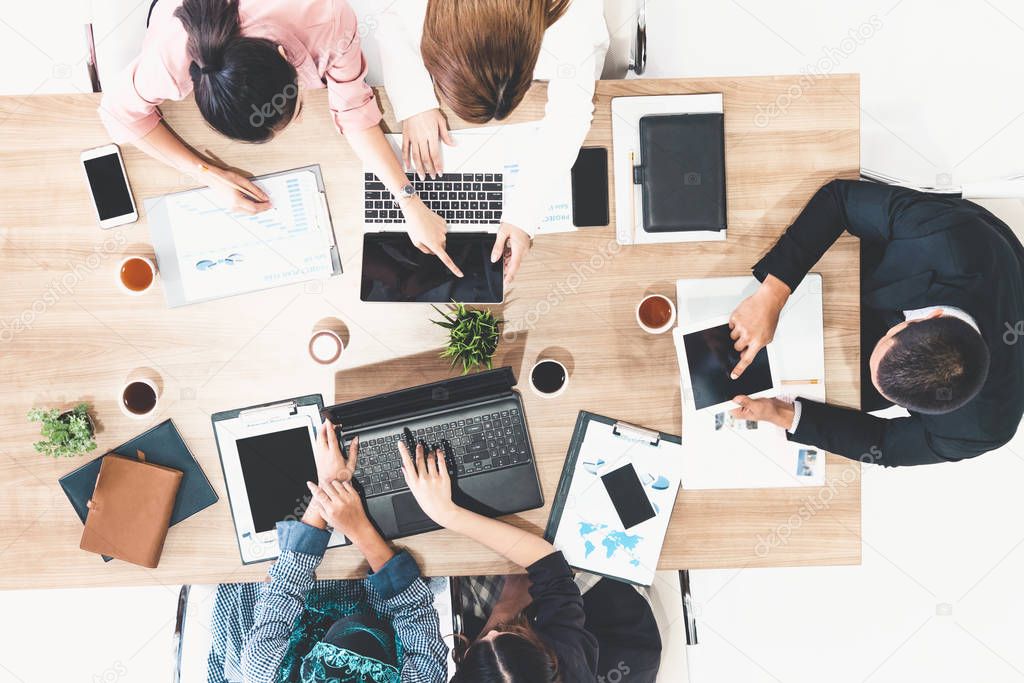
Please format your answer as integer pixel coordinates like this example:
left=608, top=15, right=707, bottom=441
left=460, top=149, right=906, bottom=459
left=59, top=419, right=218, bottom=562
left=633, top=113, right=726, bottom=233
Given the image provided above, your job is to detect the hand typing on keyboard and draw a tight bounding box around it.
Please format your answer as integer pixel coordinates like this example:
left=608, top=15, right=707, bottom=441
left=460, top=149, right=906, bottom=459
left=398, top=440, right=458, bottom=527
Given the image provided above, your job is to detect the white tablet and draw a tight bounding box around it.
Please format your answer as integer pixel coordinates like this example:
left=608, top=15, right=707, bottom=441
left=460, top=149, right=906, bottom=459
left=673, top=316, right=780, bottom=414
left=214, top=401, right=348, bottom=563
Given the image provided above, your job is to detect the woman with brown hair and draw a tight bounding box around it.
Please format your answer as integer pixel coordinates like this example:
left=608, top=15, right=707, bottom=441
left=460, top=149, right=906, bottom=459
left=378, top=0, right=609, bottom=285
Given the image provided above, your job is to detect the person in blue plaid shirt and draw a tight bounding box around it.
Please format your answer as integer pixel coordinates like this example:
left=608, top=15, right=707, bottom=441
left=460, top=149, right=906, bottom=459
left=223, top=420, right=448, bottom=683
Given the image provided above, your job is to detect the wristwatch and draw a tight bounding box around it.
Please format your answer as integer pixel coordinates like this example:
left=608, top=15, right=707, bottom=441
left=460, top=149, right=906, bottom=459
left=393, top=183, right=418, bottom=203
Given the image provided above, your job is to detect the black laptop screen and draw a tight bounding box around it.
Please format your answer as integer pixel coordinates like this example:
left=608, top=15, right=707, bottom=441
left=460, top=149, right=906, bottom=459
left=360, top=232, right=503, bottom=303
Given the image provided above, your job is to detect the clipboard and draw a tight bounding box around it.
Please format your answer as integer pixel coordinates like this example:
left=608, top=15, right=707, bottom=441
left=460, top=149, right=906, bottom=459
left=211, top=393, right=349, bottom=564
left=147, top=164, right=341, bottom=307
left=544, top=411, right=683, bottom=586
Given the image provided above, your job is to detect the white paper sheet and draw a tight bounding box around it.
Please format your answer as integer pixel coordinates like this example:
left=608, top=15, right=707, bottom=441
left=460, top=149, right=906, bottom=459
left=164, top=170, right=334, bottom=302
left=552, top=420, right=683, bottom=585
left=674, top=275, right=828, bottom=489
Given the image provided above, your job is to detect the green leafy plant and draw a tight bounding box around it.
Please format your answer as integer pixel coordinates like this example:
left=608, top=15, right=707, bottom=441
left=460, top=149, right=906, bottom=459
left=27, top=403, right=97, bottom=458
left=432, top=302, right=502, bottom=375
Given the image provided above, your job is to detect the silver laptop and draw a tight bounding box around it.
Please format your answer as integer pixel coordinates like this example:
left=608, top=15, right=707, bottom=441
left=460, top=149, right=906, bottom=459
left=364, top=128, right=518, bottom=232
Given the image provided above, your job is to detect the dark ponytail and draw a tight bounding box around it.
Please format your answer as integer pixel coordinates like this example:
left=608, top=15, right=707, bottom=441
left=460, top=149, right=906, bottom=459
left=452, top=615, right=562, bottom=682
left=174, top=0, right=298, bottom=142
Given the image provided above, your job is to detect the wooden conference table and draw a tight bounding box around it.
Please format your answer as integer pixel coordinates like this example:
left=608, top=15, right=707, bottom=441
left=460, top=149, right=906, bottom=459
left=0, top=76, right=861, bottom=589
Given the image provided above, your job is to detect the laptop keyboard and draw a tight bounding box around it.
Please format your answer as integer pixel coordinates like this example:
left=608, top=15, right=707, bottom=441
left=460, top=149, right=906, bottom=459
left=352, top=407, right=530, bottom=498
left=364, top=172, right=504, bottom=225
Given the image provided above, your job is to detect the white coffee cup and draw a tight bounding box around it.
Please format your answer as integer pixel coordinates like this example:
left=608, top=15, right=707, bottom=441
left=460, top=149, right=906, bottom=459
left=636, top=294, right=677, bottom=334
left=117, top=256, right=157, bottom=296
left=119, top=377, right=159, bottom=419
left=529, top=359, right=569, bottom=398
left=309, top=329, right=344, bottom=365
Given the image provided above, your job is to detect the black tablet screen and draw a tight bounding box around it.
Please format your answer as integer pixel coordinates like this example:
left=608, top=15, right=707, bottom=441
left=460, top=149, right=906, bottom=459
left=237, top=427, right=317, bottom=533
left=361, top=232, right=503, bottom=303
left=683, top=323, right=773, bottom=409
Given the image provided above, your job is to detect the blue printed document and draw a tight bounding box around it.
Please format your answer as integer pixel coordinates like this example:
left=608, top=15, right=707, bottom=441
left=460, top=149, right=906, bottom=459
left=546, top=412, right=683, bottom=586
left=146, top=165, right=341, bottom=307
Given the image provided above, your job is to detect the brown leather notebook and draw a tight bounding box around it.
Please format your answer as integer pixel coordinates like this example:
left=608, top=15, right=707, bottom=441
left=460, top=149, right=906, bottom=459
left=80, top=451, right=183, bottom=568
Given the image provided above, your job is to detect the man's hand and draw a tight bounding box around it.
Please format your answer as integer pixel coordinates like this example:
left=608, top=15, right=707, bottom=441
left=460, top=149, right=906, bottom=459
left=313, top=419, right=358, bottom=486
left=305, top=479, right=374, bottom=539
left=399, top=440, right=459, bottom=527
left=731, top=395, right=796, bottom=431
left=490, top=223, right=532, bottom=288
left=402, top=197, right=464, bottom=278
left=729, top=275, right=791, bottom=378
left=402, top=108, right=454, bottom=180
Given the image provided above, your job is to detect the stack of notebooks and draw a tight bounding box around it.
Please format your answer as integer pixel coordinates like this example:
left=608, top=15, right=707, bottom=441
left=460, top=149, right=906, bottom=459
left=60, top=419, right=218, bottom=567
left=612, top=93, right=728, bottom=246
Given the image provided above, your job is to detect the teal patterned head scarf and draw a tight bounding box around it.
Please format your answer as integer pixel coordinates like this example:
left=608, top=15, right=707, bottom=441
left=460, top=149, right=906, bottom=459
left=299, top=641, right=400, bottom=683
left=275, top=592, right=404, bottom=683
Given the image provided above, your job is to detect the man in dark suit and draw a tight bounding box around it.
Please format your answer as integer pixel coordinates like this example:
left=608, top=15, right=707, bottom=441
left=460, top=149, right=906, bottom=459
left=728, top=179, right=1024, bottom=467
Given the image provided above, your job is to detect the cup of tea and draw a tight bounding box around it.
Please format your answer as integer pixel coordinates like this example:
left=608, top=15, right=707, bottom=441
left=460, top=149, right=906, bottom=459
left=309, top=329, right=344, bottom=365
left=636, top=294, right=676, bottom=334
left=118, top=256, right=157, bottom=295
left=119, top=378, right=159, bottom=419
left=529, top=359, right=569, bottom=398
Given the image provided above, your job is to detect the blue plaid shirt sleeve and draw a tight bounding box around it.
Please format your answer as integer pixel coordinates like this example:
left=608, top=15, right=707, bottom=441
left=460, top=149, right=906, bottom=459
left=240, top=521, right=331, bottom=683
left=365, top=552, right=449, bottom=683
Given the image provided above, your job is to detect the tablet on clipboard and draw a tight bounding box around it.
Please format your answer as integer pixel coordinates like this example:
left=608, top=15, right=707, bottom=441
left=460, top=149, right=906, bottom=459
left=674, top=316, right=780, bottom=413
left=212, top=394, right=349, bottom=564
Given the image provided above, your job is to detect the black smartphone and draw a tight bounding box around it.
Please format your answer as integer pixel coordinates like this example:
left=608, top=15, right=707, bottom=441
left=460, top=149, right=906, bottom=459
left=601, top=463, right=656, bottom=529
left=570, top=147, right=610, bottom=227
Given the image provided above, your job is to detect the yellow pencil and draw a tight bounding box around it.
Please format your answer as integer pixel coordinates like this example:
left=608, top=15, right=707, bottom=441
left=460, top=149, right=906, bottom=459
left=629, top=151, right=637, bottom=242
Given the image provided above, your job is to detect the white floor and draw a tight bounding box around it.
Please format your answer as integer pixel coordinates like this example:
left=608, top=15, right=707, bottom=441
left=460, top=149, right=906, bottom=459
left=3, top=1, right=1024, bottom=681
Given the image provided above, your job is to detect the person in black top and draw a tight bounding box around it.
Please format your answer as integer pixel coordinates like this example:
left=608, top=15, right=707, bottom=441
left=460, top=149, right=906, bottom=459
left=727, top=179, right=1024, bottom=466
left=398, top=440, right=664, bottom=682
left=397, top=440, right=595, bottom=680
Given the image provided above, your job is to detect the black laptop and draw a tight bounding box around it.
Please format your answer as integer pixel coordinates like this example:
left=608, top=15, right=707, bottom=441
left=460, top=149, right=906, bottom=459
left=323, top=367, right=544, bottom=539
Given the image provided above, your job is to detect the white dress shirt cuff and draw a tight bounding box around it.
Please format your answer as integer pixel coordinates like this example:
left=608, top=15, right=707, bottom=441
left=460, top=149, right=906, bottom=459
left=787, top=399, right=803, bottom=434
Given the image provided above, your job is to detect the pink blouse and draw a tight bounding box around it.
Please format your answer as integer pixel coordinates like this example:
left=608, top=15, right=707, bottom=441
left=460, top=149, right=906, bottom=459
left=99, top=0, right=382, bottom=143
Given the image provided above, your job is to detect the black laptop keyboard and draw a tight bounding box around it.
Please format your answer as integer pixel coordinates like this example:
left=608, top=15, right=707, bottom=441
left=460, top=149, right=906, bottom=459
left=352, top=407, right=530, bottom=498
left=364, top=172, right=504, bottom=225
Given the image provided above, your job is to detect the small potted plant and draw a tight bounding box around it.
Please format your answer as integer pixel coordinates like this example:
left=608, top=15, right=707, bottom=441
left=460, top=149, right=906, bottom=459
left=432, top=302, right=502, bottom=375
left=27, top=402, right=98, bottom=458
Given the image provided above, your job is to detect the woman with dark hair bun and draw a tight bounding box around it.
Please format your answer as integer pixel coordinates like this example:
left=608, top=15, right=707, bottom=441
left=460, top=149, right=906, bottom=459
left=399, top=441, right=664, bottom=682
left=100, top=0, right=461, bottom=275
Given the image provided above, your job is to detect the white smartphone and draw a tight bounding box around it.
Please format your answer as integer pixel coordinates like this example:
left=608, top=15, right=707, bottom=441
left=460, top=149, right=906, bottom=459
left=80, top=143, right=138, bottom=228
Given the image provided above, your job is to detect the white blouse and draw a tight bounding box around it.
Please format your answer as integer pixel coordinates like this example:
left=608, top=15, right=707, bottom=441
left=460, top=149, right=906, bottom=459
left=377, top=0, right=610, bottom=235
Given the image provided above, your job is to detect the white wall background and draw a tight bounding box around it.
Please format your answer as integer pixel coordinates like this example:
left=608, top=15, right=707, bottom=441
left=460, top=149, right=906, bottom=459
left=2, top=1, right=1024, bottom=681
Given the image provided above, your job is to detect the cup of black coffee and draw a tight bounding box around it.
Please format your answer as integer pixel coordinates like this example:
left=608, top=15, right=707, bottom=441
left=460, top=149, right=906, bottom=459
left=529, top=359, right=568, bottom=398
left=120, top=378, right=158, bottom=419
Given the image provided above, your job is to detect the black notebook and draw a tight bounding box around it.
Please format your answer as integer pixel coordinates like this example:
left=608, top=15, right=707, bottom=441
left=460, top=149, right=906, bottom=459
left=633, top=113, right=726, bottom=233
left=59, top=419, right=218, bottom=562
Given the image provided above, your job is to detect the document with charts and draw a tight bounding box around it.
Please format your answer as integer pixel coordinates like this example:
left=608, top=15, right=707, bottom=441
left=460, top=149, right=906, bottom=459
left=673, top=275, right=828, bottom=489
left=146, top=166, right=341, bottom=307
left=544, top=412, right=683, bottom=586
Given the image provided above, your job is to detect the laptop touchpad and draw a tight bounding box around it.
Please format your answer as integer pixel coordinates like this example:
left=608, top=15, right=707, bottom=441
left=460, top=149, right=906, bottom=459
left=392, top=493, right=436, bottom=534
